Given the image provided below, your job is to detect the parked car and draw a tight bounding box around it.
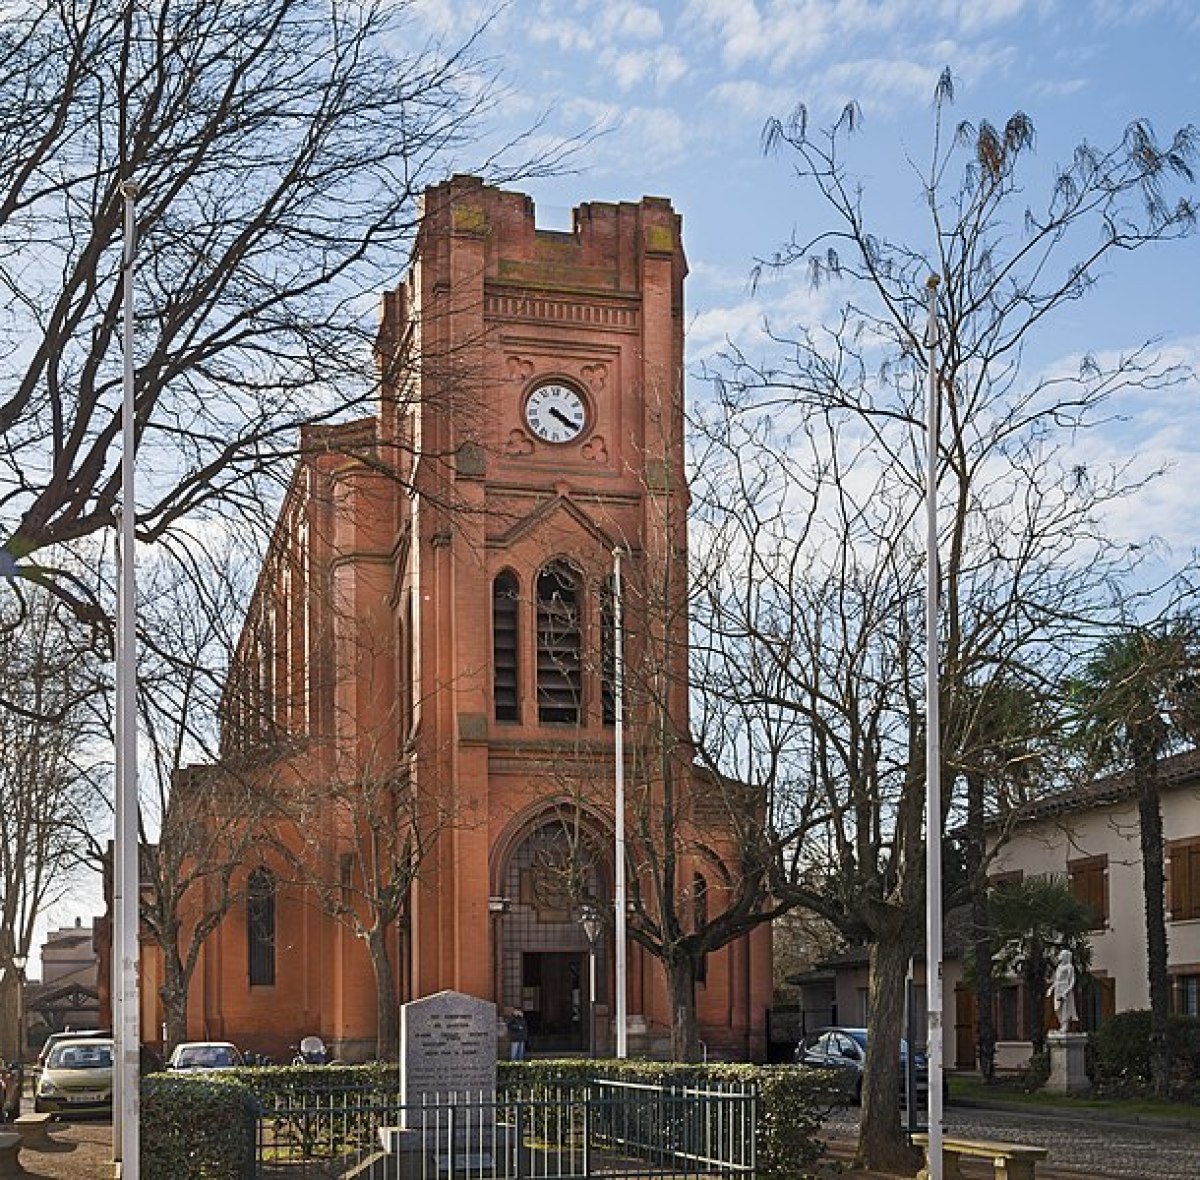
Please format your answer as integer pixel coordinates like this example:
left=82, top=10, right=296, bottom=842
left=166, top=1041, right=244, bottom=1071
left=34, top=1028, right=111, bottom=1075
left=34, top=1037, right=113, bottom=1116
left=795, top=1026, right=946, bottom=1104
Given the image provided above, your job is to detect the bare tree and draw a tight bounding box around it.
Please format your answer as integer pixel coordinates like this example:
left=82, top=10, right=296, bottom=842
left=133, top=538, right=275, bottom=1052
left=695, top=71, right=1196, bottom=1170
left=0, top=586, right=104, bottom=1060
left=622, top=601, right=790, bottom=1063
left=0, top=0, right=561, bottom=620
left=274, top=738, right=457, bottom=1061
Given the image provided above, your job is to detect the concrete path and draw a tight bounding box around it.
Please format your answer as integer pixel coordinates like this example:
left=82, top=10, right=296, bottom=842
left=825, top=1103, right=1200, bottom=1179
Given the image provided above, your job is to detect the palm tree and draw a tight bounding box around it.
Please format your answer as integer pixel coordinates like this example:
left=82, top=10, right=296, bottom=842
left=1069, top=620, right=1200, bottom=1096
left=989, top=874, right=1095, bottom=1056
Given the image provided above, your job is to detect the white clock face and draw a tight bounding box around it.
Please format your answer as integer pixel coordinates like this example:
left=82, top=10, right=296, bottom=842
left=524, top=383, right=587, bottom=444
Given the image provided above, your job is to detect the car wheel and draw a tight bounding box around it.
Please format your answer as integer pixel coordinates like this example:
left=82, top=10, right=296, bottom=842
left=853, top=1076, right=863, bottom=1105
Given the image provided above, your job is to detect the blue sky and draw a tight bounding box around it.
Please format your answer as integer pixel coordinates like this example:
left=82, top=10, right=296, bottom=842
left=417, top=0, right=1200, bottom=559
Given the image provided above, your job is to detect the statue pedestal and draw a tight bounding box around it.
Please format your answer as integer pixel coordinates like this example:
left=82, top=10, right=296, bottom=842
left=1046, top=1031, right=1088, bottom=1094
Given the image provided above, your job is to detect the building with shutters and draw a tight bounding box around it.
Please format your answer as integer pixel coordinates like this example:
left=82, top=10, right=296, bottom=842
left=788, top=749, right=1200, bottom=1074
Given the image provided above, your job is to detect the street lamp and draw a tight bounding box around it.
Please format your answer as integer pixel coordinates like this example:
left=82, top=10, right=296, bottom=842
left=580, top=905, right=602, bottom=1059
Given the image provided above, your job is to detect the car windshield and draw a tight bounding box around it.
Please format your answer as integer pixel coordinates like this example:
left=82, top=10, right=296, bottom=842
left=840, top=1030, right=921, bottom=1058
left=48, top=1044, right=113, bottom=1070
left=178, top=1045, right=236, bottom=1067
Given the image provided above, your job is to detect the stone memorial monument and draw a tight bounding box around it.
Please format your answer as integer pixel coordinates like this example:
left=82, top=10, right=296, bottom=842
left=367, top=990, right=517, bottom=1178
left=399, top=990, right=497, bottom=1107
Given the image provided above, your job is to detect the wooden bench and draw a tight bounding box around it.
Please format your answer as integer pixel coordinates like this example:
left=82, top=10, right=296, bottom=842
left=0, top=1130, right=23, bottom=1178
left=13, top=1114, right=53, bottom=1148
left=913, top=1132, right=1049, bottom=1180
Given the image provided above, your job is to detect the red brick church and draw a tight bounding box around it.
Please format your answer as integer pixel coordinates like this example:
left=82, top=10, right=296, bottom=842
left=156, top=176, right=771, bottom=1061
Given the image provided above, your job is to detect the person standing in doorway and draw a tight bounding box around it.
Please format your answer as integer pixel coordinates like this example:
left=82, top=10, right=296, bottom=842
left=506, top=1008, right=527, bottom=1061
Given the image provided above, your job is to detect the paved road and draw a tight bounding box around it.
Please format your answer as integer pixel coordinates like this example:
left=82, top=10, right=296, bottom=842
left=826, top=1104, right=1200, bottom=1179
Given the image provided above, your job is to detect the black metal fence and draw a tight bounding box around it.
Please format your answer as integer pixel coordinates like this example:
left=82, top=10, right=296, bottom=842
left=254, top=1078, right=756, bottom=1179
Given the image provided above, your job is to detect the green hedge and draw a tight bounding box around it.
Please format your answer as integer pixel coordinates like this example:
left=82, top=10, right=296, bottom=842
left=1090, top=1011, right=1200, bottom=1094
left=498, top=1058, right=841, bottom=1179
left=144, top=1059, right=838, bottom=1179
left=143, top=1065, right=392, bottom=1178
left=142, top=1073, right=258, bottom=1180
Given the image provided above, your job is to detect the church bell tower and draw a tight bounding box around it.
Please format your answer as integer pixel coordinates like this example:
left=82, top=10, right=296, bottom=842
left=377, top=176, right=691, bottom=1047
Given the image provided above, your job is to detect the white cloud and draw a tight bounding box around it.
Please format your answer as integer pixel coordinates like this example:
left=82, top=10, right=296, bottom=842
left=951, top=0, right=1033, bottom=36
left=686, top=271, right=845, bottom=366
left=811, top=58, right=943, bottom=113
left=708, top=79, right=795, bottom=119
left=528, top=13, right=597, bottom=53
left=555, top=100, right=695, bottom=175
left=525, top=0, right=667, bottom=52
left=1031, top=77, right=1089, bottom=98
left=601, top=44, right=689, bottom=93
left=602, top=0, right=665, bottom=41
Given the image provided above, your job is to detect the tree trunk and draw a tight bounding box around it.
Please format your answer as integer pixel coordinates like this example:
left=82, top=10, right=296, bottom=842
left=1135, top=755, right=1171, bottom=1097
left=368, top=925, right=399, bottom=1061
left=965, top=770, right=996, bottom=1081
left=1025, top=939, right=1046, bottom=1057
left=973, top=888, right=996, bottom=1082
left=0, top=973, right=18, bottom=1063
left=159, top=945, right=190, bottom=1054
left=855, top=932, right=920, bottom=1174
left=666, top=952, right=700, bottom=1062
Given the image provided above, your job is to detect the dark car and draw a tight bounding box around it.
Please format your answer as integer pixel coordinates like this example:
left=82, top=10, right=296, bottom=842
left=795, top=1026, right=944, bottom=1105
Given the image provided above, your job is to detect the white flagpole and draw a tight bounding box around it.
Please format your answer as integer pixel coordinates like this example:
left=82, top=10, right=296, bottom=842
left=613, top=547, right=628, bottom=1059
left=114, top=177, right=142, bottom=1178
left=924, top=273, right=943, bottom=1180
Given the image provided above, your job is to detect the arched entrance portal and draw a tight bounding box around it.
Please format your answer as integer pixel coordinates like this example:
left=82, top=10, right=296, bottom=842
left=497, top=819, right=609, bottom=1054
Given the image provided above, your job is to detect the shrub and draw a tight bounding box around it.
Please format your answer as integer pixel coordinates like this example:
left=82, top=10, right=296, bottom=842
left=1090, top=1010, right=1200, bottom=1094
left=142, top=1073, right=258, bottom=1180
left=1019, top=1050, right=1050, bottom=1092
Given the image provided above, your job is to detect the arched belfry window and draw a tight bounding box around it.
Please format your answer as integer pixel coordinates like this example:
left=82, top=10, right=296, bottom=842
left=493, top=572, right=520, bottom=722
left=247, top=866, right=276, bottom=986
left=537, top=562, right=583, bottom=724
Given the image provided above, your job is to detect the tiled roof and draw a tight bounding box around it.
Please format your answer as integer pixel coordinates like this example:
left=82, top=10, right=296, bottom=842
left=1010, top=745, right=1200, bottom=824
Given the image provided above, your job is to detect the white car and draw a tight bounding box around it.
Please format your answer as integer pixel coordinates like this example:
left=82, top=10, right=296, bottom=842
left=166, top=1041, right=244, bottom=1071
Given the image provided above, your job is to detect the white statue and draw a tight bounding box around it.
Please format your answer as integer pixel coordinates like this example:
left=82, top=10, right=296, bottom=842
left=1047, top=948, right=1078, bottom=1031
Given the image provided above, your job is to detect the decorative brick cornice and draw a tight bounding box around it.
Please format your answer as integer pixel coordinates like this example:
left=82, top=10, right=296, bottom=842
left=485, top=291, right=639, bottom=331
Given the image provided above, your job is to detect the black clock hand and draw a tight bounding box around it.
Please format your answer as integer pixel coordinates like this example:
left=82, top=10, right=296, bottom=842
left=548, top=406, right=577, bottom=429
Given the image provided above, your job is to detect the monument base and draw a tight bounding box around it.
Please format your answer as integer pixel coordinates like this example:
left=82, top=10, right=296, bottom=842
left=1045, top=1030, right=1089, bottom=1094
left=375, top=1122, right=522, bottom=1178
